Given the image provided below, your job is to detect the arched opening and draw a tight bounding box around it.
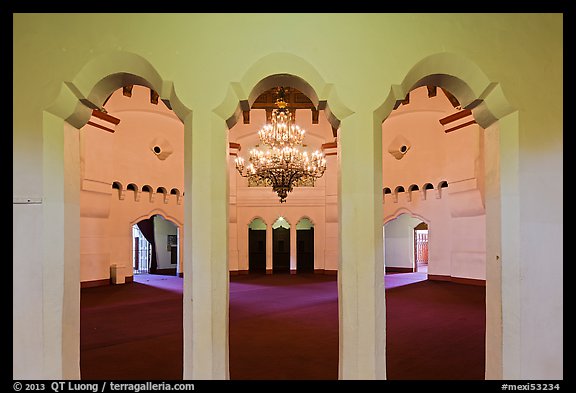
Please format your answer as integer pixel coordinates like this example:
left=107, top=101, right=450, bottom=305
left=132, top=222, right=152, bottom=274
left=224, top=66, right=346, bottom=380
left=78, top=80, right=185, bottom=380
left=145, top=215, right=179, bottom=276
left=227, top=77, right=339, bottom=277
left=131, top=214, right=182, bottom=278
left=378, top=57, right=509, bottom=377
left=38, top=51, right=193, bottom=379
left=413, top=221, right=428, bottom=273
left=296, top=217, right=315, bottom=273
left=248, top=218, right=267, bottom=273
left=78, top=81, right=184, bottom=285
left=272, top=216, right=291, bottom=274
left=383, top=212, right=428, bottom=277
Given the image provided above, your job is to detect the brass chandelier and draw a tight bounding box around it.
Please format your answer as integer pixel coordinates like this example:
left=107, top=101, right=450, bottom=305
left=235, top=87, right=327, bottom=203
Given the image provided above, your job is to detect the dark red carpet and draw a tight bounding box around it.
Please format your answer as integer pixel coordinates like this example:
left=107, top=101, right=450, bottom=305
left=80, top=277, right=183, bottom=380
left=80, top=272, right=485, bottom=380
left=228, top=273, right=339, bottom=380
left=385, top=278, right=486, bottom=380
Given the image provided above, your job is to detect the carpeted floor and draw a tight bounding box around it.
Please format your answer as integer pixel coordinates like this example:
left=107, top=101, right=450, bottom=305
left=80, top=272, right=485, bottom=380
left=228, top=273, right=339, bottom=380
left=385, top=277, right=486, bottom=380
left=80, top=275, right=184, bottom=380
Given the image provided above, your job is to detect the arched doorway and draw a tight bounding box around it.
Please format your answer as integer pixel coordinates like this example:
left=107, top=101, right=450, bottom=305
left=414, top=221, right=428, bottom=273
left=381, top=82, right=489, bottom=379
left=79, top=80, right=185, bottom=379
left=145, top=215, right=179, bottom=276
left=296, top=218, right=314, bottom=273
left=383, top=213, right=427, bottom=274
left=225, top=69, right=344, bottom=380
left=248, top=218, right=267, bottom=273
left=374, top=52, right=520, bottom=378
left=132, top=223, right=151, bottom=274
left=272, top=217, right=290, bottom=274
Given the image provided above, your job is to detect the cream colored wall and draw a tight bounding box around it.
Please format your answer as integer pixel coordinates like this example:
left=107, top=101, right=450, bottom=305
left=13, top=13, right=563, bottom=380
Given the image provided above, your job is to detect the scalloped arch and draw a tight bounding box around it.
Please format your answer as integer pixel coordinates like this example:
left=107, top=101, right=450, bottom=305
left=383, top=207, right=431, bottom=226
left=213, top=52, right=354, bottom=131
left=375, top=52, right=515, bottom=129
left=296, top=217, right=315, bottom=230
left=45, top=51, right=191, bottom=129
left=248, top=216, right=268, bottom=226
left=296, top=216, right=316, bottom=226
left=272, top=215, right=291, bottom=229
left=130, top=210, right=183, bottom=228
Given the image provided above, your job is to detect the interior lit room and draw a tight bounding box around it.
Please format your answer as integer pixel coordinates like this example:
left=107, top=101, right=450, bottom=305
left=13, top=13, right=563, bottom=381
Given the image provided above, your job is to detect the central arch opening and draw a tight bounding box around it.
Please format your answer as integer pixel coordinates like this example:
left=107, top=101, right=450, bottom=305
left=272, top=216, right=291, bottom=274
left=226, top=73, right=341, bottom=380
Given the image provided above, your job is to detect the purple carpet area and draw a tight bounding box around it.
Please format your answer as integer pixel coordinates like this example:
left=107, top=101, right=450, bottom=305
left=229, top=273, right=339, bottom=380
left=385, top=276, right=486, bottom=380
left=80, top=272, right=485, bottom=380
left=80, top=276, right=184, bottom=380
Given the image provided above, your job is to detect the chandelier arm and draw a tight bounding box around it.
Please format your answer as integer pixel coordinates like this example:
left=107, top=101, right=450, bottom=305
left=288, top=170, right=300, bottom=188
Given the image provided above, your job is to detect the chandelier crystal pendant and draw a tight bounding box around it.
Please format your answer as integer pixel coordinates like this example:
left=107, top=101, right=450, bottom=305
left=235, top=87, right=327, bottom=203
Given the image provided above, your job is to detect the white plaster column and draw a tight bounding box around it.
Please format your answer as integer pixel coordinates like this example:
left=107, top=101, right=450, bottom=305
left=489, top=113, right=521, bottom=379
left=183, top=110, right=229, bottom=379
left=338, top=112, right=385, bottom=379
left=42, top=115, right=81, bottom=379
left=290, top=224, right=297, bottom=273
left=266, top=223, right=273, bottom=274
left=483, top=121, right=503, bottom=379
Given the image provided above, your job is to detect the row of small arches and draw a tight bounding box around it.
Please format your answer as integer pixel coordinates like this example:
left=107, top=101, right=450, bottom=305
left=249, top=216, right=314, bottom=230
left=112, top=181, right=183, bottom=204
left=384, top=180, right=448, bottom=195
left=384, top=180, right=448, bottom=203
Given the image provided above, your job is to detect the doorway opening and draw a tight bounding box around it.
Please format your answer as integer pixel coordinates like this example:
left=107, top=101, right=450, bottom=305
left=381, top=83, right=487, bottom=379
left=272, top=216, right=290, bottom=273
left=132, top=223, right=152, bottom=275
left=225, top=71, right=343, bottom=380
left=414, top=221, right=428, bottom=273
left=133, top=215, right=179, bottom=276
left=296, top=218, right=314, bottom=273
left=383, top=213, right=426, bottom=275
left=248, top=218, right=267, bottom=273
